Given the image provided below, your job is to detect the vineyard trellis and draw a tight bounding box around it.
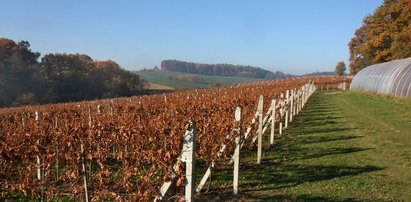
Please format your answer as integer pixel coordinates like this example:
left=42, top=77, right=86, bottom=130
left=0, top=76, right=350, bottom=201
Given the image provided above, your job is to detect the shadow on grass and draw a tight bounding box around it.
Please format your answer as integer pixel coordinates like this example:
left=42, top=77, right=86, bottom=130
left=197, top=163, right=382, bottom=201
left=234, top=193, right=363, bottom=202
left=196, top=93, right=385, bottom=201
left=268, top=146, right=373, bottom=161
left=197, top=191, right=364, bottom=202
left=291, top=126, right=356, bottom=136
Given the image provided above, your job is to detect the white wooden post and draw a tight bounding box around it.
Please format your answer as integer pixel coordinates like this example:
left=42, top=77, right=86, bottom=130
left=298, top=89, right=302, bottom=113
left=110, top=100, right=113, bottom=115
left=279, top=122, right=282, bottom=136
left=182, top=121, right=196, bottom=202
left=35, top=111, right=42, bottom=180
left=301, top=86, right=305, bottom=108
left=196, top=163, right=213, bottom=193
left=257, top=95, right=263, bottom=164
left=81, top=144, right=89, bottom=202
left=87, top=108, right=92, bottom=179
left=21, top=113, right=25, bottom=126
left=97, top=105, right=102, bottom=115
left=280, top=94, right=284, bottom=135
left=298, top=87, right=303, bottom=112
left=290, top=90, right=294, bottom=123
left=303, top=85, right=306, bottom=107
left=233, top=107, right=241, bottom=195
left=301, top=87, right=304, bottom=109
left=196, top=133, right=234, bottom=192
left=285, top=90, right=289, bottom=129
left=156, top=163, right=178, bottom=200
left=96, top=105, right=103, bottom=154
left=295, top=90, right=299, bottom=115
left=156, top=121, right=197, bottom=201
left=270, top=95, right=276, bottom=145
left=293, top=89, right=297, bottom=116
left=55, top=116, right=59, bottom=181
left=35, top=111, right=44, bottom=202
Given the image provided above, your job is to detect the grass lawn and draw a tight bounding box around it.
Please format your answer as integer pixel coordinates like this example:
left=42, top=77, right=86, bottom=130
left=196, top=90, right=411, bottom=201
left=136, top=70, right=263, bottom=89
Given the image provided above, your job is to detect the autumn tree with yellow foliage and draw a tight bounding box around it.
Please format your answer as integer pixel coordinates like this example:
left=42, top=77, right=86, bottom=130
left=348, top=0, right=411, bottom=75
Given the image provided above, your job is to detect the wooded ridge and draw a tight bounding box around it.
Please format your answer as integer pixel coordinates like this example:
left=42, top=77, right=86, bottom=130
left=161, top=59, right=292, bottom=79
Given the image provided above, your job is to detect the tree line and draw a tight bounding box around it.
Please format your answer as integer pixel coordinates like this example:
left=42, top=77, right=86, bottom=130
left=0, top=38, right=146, bottom=108
left=161, top=60, right=292, bottom=79
left=349, top=0, right=411, bottom=75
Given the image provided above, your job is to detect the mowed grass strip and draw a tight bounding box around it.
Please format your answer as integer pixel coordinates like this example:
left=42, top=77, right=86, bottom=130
left=196, top=91, right=411, bottom=201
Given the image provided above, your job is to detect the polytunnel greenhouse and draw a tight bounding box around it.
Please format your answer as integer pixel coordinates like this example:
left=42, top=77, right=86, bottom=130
left=350, top=57, right=411, bottom=98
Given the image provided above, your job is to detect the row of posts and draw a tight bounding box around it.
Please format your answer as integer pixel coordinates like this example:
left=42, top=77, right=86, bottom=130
left=319, top=81, right=349, bottom=91
left=157, top=82, right=316, bottom=201
left=33, top=105, right=104, bottom=202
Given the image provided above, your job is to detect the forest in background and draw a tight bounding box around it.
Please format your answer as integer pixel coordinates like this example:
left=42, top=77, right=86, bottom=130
left=161, top=59, right=292, bottom=79
left=0, top=38, right=146, bottom=108
left=349, top=0, right=411, bottom=74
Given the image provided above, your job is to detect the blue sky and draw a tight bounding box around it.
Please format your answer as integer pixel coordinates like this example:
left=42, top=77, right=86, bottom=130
left=1, top=0, right=382, bottom=75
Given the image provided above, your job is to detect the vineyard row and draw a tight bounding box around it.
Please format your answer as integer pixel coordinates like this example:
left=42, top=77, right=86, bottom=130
left=0, top=76, right=350, bottom=201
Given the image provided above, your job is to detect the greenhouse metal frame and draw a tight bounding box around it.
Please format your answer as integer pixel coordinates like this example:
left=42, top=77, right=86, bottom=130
left=350, top=57, right=411, bottom=98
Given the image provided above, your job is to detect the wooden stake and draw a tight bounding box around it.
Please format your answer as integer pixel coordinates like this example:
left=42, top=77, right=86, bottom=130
left=290, top=90, right=294, bottom=122
left=196, top=163, right=213, bottom=193
left=285, top=90, right=289, bottom=128
left=270, top=96, right=276, bottom=145
left=257, top=95, right=263, bottom=164
left=293, top=89, right=297, bottom=116
left=55, top=116, right=59, bottom=181
left=233, top=107, right=241, bottom=195
left=35, top=111, right=44, bottom=202
left=97, top=105, right=102, bottom=115
left=81, top=144, right=89, bottom=202
left=182, top=121, right=196, bottom=202
left=279, top=122, right=282, bottom=136
left=87, top=108, right=92, bottom=179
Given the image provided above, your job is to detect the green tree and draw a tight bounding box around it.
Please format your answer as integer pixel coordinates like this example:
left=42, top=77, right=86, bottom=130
left=40, top=53, right=94, bottom=102
left=0, top=38, right=43, bottom=107
left=335, top=61, right=346, bottom=76
left=0, top=38, right=146, bottom=107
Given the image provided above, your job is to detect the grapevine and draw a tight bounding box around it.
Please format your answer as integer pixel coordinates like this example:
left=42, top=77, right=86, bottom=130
left=0, top=76, right=350, bottom=201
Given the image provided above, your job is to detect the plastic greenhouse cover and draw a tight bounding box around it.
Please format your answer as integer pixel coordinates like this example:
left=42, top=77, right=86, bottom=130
left=350, top=57, right=411, bottom=97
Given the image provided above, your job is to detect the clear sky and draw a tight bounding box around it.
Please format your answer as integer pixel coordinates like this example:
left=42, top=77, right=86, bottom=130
left=1, top=0, right=383, bottom=75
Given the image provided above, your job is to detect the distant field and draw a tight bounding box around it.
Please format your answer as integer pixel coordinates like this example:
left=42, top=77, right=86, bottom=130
left=136, top=70, right=263, bottom=89
left=145, top=82, right=175, bottom=90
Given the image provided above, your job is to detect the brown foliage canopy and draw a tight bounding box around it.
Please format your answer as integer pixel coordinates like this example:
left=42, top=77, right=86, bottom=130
left=0, top=76, right=349, bottom=200
left=348, top=0, right=411, bottom=75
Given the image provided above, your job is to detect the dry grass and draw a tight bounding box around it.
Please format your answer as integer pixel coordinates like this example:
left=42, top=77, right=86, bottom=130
left=145, top=82, right=175, bottom=90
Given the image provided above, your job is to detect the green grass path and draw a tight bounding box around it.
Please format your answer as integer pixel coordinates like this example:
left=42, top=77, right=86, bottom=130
left=197, top=91, right=411, bottom=201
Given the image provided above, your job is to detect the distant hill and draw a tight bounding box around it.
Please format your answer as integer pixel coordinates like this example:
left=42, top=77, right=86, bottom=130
left=160, top=60, right=292, bottom=79
left=136, top=70, right=263, bottom=90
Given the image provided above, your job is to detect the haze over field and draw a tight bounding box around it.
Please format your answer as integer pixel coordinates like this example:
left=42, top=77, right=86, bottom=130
left=1, top=0, right=382, bottom=75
